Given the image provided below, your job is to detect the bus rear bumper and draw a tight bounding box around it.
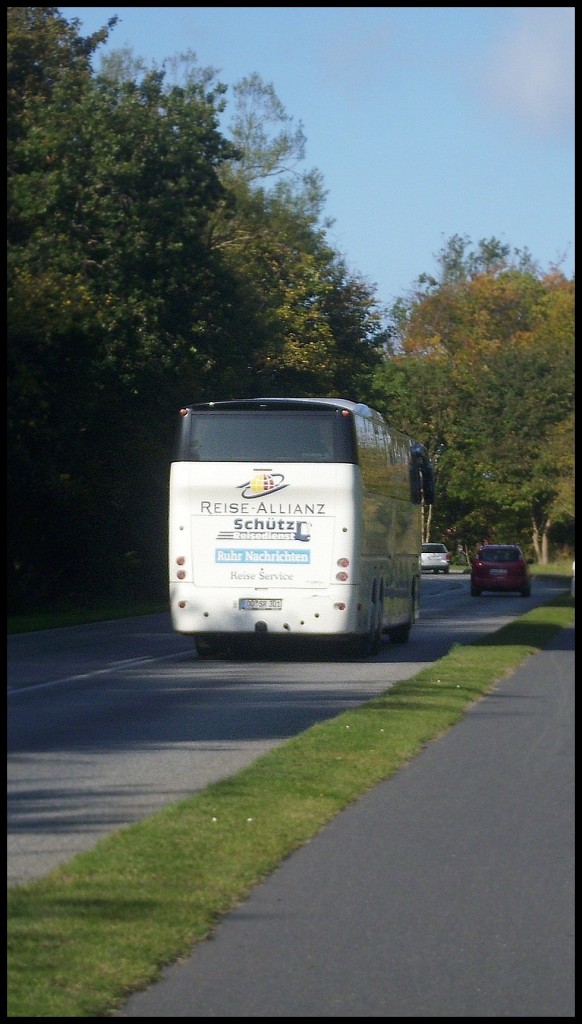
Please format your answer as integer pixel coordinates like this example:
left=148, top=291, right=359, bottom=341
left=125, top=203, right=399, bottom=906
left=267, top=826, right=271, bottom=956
left=169, top=581, right=364, bottom=637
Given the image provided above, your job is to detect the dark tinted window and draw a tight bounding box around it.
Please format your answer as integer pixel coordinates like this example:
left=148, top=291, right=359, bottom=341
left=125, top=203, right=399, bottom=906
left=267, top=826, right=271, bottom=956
left=479, top=547, right=521, bottom=563
left=422, top=544, right=447, bottom=553
left=177, top=410, right=356, bottom=463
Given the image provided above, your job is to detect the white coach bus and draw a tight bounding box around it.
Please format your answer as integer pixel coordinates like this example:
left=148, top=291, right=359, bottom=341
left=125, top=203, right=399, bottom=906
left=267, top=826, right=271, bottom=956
left=169, top=397, right=434, bottom=657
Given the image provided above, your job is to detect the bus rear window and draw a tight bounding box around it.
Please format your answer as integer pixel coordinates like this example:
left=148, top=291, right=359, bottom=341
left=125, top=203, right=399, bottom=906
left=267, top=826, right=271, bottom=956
left=177, top=410, right=356, bottom=463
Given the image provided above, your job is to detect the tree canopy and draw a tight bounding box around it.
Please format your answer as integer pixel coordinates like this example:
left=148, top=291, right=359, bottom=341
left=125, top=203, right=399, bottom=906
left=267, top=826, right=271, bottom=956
left=370, top=238, right=574, bottom=557
left=7, top=10, right=574, bottom=611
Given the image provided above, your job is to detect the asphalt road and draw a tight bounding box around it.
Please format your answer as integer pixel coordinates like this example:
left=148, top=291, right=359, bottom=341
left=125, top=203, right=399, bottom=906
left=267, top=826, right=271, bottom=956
left=7, top=575, right=571, bottom=889
left=116, top=623, right=575, bottom=1018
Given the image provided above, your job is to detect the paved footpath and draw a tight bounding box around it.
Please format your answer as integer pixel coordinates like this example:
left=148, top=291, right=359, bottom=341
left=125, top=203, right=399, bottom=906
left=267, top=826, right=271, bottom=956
left=117, top=626, right=575, bottom=1018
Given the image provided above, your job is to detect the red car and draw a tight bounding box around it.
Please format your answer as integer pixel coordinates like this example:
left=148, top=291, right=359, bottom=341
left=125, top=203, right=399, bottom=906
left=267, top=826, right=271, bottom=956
left=470, top=544, right=531, bottom=597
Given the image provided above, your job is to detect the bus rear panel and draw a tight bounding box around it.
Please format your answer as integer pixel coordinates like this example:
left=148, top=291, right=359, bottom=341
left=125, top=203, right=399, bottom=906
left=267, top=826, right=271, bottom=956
left=169, top=399, right=432, bottom=653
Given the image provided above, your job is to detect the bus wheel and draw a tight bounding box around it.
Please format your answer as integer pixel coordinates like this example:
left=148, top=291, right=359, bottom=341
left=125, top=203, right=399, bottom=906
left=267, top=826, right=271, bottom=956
left=357, top=611, right=379, bottom=658
left=388, top=593, right=413, bottom=644
left=370, top=617, right=382, bottom=655
left=387, top=620, right=411, bottom=644
left=196, top=638, right=219, bottom=659
left=362, top=600, right=383, bottom=656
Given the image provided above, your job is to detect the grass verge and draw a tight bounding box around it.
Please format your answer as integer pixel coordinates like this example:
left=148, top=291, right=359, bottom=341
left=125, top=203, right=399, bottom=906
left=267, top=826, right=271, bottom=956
left=7, top=601, right=168, bottom=635
left=7, top=595, right=574, bottom=1017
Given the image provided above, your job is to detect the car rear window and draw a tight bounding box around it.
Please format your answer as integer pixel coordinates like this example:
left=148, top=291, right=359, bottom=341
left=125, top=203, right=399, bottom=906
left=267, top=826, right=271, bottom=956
left=479, top=548, right=520, bottom=563
left=423, top=544, right=446, bottom=553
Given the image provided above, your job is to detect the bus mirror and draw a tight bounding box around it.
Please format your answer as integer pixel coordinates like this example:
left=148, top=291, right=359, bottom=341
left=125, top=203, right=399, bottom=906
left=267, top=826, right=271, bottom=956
left=410, top=466, right=422, bottom=505
left=422, top=466, right=435, bottom=505
left=410, top=444, right=435, bottom=505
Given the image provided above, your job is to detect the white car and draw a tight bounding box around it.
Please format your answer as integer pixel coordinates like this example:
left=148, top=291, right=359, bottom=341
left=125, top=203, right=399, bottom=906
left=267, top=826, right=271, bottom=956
left=421, top=543, right=451, bottom=574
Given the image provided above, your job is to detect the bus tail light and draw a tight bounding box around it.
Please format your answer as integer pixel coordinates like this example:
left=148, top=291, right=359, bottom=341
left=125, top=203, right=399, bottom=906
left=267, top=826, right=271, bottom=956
left=336, top=557, right=349, bottom=581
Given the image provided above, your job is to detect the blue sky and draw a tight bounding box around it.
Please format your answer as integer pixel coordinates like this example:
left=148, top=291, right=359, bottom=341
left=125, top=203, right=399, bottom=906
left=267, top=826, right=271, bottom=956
left=58, top=7, right=574, bottom=309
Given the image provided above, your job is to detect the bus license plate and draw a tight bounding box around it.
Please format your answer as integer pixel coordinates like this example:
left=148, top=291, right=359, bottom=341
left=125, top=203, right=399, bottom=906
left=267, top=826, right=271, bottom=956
left=239, top=598, right=282, bottom=611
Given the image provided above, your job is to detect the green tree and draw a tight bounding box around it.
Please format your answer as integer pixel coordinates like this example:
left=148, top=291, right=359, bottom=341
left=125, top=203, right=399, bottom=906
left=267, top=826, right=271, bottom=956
left=372, top=237, right=574, bottom=560
left=8, top=10, right=248, bottom=606
left=211, top=73, right=387, bottom=395
left=8, top=15, right=391, bottom=610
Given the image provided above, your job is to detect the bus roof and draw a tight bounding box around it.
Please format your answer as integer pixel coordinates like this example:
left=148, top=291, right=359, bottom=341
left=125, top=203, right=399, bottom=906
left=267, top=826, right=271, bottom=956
left=184, top=397, right=380, bottom=418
